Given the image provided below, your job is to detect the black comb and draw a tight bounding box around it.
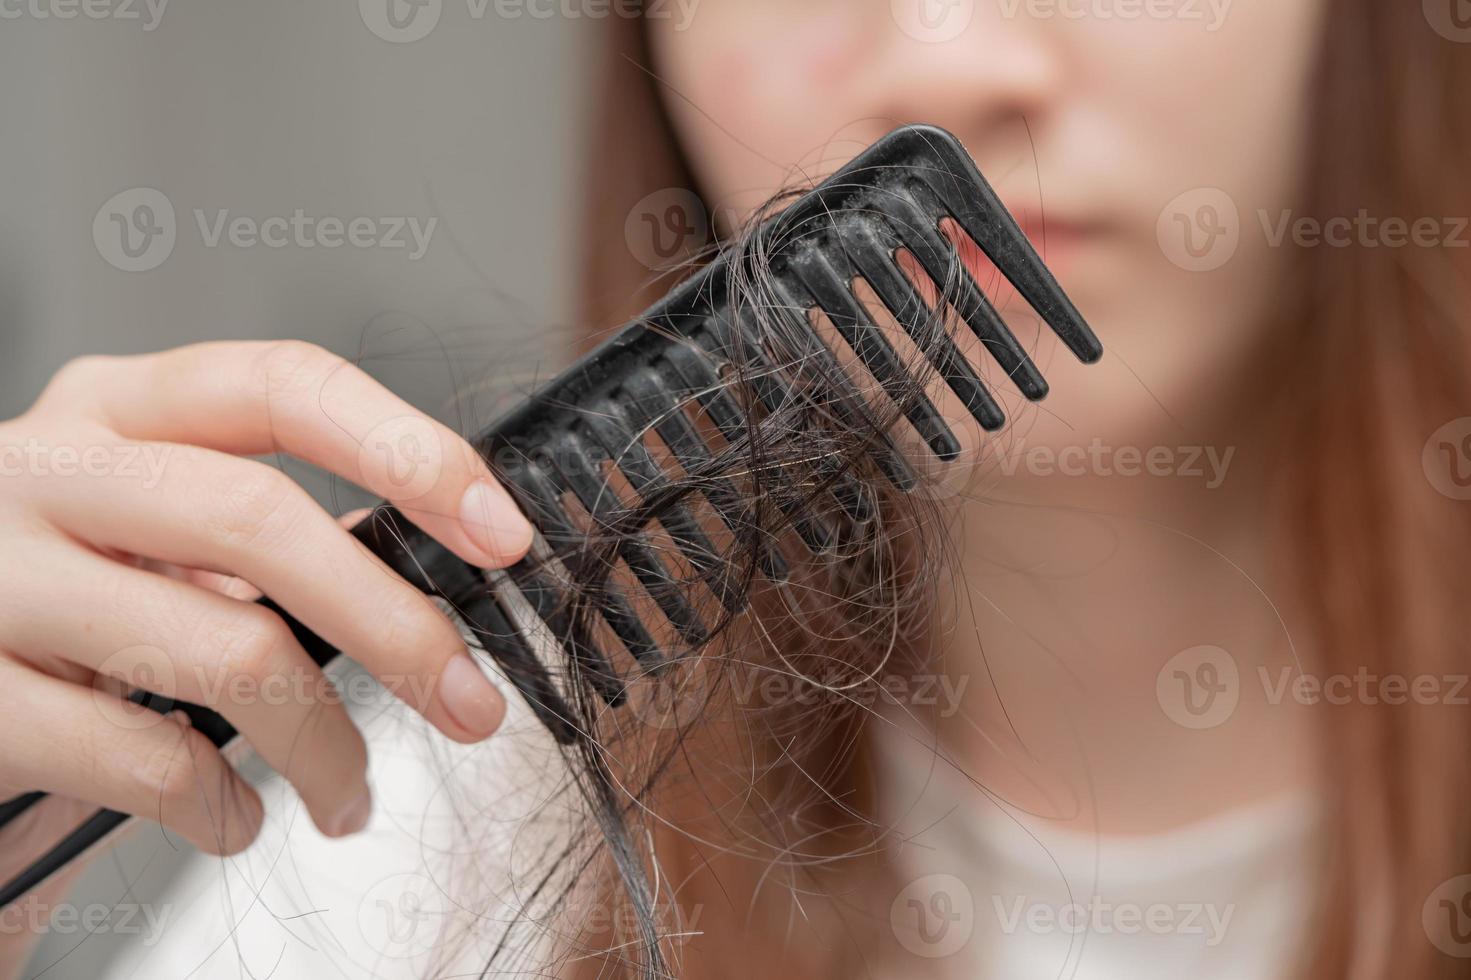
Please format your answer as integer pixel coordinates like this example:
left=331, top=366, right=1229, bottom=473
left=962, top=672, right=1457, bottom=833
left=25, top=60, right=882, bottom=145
left=0, top=124, right=1101, bottom=907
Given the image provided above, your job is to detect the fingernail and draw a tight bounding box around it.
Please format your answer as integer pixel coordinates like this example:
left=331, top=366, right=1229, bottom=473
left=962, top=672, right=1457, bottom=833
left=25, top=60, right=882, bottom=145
left=459, top=479, right=533, bottom=565
left=333, top=786, right=373, bottom=837
left=438, top=655, right=506, bottom=739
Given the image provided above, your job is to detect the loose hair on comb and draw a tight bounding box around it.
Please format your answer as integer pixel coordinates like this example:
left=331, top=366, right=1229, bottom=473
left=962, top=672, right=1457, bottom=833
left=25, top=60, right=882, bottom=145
left=430, top=129, right=1100, bottom=978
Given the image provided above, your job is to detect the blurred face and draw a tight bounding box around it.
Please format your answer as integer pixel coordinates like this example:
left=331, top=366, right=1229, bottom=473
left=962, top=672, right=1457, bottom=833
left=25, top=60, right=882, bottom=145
left=648, top=0, right=1328, bottom=465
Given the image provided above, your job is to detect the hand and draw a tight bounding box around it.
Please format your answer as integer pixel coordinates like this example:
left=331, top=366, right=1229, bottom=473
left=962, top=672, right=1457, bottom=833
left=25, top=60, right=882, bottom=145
left=0, top=341, right=533, bottom=879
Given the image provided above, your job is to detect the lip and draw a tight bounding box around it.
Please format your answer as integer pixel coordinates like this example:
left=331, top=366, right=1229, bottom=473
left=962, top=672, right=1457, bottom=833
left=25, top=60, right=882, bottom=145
left=988, top=204, right=1110, bottom=280
left=938, top=199, right=1110, bottom=294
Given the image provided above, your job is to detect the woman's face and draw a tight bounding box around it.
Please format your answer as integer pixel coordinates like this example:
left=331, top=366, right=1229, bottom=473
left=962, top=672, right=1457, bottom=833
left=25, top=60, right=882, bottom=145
left=648, top=0, right=1328, bottom=461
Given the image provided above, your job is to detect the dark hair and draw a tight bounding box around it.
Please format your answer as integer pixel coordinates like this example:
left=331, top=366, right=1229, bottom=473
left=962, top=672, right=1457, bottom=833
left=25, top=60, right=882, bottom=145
left=472, top=170, right=993, bottom=977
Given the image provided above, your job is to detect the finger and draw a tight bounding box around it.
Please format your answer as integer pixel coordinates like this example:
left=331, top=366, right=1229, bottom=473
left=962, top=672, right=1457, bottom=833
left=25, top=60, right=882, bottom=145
left=1, top=547, right=372, bottom=838
left=145, top=508, right=376, bottom=600
left=0, top=659, right=264, bottom=856
left=36, top=449, right=507, bottom=744
left=49, top=342, right=532, bottom=568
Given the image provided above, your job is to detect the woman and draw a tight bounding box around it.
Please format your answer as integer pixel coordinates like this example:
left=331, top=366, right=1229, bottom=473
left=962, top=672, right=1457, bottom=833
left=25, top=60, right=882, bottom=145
left=5, top=1, right=1470, bottom=977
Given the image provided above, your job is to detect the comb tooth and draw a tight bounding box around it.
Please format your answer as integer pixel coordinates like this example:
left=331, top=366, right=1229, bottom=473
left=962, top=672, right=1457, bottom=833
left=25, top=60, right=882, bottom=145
left=581, top=397, right=746, bottom=614
left=663, top=339, right=747, bottom=439
left=460, top=589, right=579, bottom=744
left=843, top=220, right=1006, bottom=431
left=401, top=523, right=589, bottom=735
left=661, top=342, right=833, bottom=555
left=881, top=183, right=1050, bottom=401
left=490, top=465, right=601, bottom=664
left=791, top=243, right=962, bottom=460
left=500, top=459, right=664, bottom=669
left=912, top=166, right=1103, bottom=364
left=698, top=312, right=888, bottom=514
left=505, top=554, right=626, bottom=706
left=752, top=279, right=920, bottom=493
left=623, top=367, right=792, bottom=581
left=542, top=436, right=710, bottom=648
left=514, top=576, right=622, bottom=705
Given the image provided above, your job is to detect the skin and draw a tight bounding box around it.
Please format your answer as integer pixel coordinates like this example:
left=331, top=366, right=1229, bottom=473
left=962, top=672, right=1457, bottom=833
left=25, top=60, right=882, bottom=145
left=650, top=0, right=1331, bottom=833
left=0, top=341, right=533, bottom=967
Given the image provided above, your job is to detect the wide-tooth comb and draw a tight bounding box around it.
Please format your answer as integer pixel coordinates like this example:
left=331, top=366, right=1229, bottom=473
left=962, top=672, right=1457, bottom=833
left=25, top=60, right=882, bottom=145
left=0, top=124, right=1101, bottom=906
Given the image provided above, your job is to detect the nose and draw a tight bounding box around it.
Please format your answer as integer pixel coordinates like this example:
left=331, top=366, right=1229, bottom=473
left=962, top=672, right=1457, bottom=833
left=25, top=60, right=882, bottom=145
left=864, top=3, right=1063, bottom=144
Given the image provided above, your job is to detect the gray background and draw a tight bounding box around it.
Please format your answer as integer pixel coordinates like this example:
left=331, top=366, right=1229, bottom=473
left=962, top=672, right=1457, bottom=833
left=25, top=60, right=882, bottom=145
left=1, top=2, right=594, bottom=975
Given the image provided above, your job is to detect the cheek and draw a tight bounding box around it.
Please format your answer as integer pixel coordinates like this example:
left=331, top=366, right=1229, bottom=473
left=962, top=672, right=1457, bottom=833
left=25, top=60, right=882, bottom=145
left=653, top=11, right=875, bottom=216
left=1077, top=2, right=1324, bottom=212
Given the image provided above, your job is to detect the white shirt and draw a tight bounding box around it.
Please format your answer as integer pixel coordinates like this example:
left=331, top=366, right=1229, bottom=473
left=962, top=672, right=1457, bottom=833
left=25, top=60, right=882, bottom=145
left=876, top=725, right=1317, bottom=980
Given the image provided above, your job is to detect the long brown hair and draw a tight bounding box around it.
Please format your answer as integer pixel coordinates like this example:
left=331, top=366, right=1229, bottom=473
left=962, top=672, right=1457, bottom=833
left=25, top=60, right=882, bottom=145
left=572, top=5, right=1471, bottom=978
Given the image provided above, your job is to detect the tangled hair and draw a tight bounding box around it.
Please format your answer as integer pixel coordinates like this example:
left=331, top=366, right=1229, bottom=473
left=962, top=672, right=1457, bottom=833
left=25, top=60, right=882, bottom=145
left=456, top=181, right=1003, bottom=979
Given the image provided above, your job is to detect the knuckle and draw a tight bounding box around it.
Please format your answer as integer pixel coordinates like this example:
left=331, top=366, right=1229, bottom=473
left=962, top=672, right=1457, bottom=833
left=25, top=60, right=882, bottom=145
left=255, top=340, right=347, bottom=403
left=140, top=728, right=215, bottom=811
left=208, top=607, right=294, bottom=690
left=207, top=468, right=304, bottom=550
left=378, top=591, right=449, bottom=660
left=371, top=596, right=458, bottom=704
left=53, top=354, right=112, bottom=390
left=35, top=355, right=117, bottom=412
